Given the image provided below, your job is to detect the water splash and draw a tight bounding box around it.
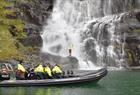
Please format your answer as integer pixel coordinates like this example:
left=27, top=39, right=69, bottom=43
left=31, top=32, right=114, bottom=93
left=41, top=0, right=82, bottom=58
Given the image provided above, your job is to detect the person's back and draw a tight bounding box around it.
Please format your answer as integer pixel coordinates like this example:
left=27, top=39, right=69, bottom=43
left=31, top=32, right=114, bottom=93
left=44, top=66, right=52, bottom=79
left=52, top=64, right=62, bottom=78
left=34, top=64, right=44, bottom=72
left=52, top=65, right=62, bottom=73
left=16, top=63, right=26, bottom=80
left=17, top=64, right=26, bottom=72
left=34, top=64, right=45, bottom=79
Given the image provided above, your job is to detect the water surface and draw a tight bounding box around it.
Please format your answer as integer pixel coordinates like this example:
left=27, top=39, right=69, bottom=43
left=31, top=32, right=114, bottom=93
left=0, top=70, right=140, bottom=95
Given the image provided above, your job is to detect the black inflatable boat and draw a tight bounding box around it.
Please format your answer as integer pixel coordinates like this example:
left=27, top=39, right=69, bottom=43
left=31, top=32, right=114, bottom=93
left=0, top=68, right=107, bottom=87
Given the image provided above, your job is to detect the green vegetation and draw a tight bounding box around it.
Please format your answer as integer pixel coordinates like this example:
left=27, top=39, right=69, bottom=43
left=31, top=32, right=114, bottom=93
left=0, top=0, right=26, bottom=60
left=12, top=0, right=33, bottom=3
left=132, top=28, right=140, bottom=32
left=125, top=49, right=133, bottom=65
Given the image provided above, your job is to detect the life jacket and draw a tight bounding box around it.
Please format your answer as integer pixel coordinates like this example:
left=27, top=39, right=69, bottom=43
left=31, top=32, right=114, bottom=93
left=34, top=64, right=44, bottom=73
left=17, top=64, right=26, bottom=72
left=44, top=66, right=52, bottom=77
left=52, top=65, right=62, bottom=74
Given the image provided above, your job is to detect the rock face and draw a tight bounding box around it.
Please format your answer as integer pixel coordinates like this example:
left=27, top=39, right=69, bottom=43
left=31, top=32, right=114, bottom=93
left=16, top=0, right=53, bottom=35
left=81, top=10, right=140, bottom=67
left=40, top=53, right=79, bottom=69
left=14, top=0, right=53, bottom=47
left=19, top=35, right=42, bottom=47
left=136, top=12, right=140, bottom=22
left=0, top=0, right=54, bottom=64
left=124, top=11, right=140, bottom=66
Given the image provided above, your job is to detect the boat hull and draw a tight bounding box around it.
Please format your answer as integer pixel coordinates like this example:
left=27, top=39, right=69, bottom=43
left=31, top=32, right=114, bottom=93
left=0, top=68, right=107, bottom=87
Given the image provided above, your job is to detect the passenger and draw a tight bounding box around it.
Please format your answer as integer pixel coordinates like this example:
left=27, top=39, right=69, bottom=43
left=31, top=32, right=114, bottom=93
left=16, top=63, right=26, bottom=80
left=1, top=65, right=8, bottom=74
left=52, top=64, right=62, bottom=79
left=27, top=68, right=36, bottom=80
left=44, top=63, right=52, bottom=79
left=0, top=65, right=10, bottom=80
left=34, top=64, right=45, bottom=79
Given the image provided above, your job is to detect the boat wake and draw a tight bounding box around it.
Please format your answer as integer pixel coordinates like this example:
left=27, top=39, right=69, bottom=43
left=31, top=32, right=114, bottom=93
left=78, top=61, right=102, bottom=70
left=107, top=66, right=125, bottom=71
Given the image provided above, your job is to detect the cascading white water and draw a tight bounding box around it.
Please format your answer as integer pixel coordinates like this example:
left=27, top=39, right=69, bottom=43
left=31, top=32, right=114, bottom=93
left=81, top=14, right=128, bottom=69
left=41, top=0, right=139, bottom=69
left=41, top=0, right=82, bottom=58
left=41, top=0, right=92, bottom=69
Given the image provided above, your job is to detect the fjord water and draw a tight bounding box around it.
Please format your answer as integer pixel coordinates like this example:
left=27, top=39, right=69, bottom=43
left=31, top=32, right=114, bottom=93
left=1, top=70, right=140, bottom=95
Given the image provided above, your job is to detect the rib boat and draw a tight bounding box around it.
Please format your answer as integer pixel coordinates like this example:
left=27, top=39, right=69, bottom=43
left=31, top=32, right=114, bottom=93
left=0, top=67, right=107, bottom=87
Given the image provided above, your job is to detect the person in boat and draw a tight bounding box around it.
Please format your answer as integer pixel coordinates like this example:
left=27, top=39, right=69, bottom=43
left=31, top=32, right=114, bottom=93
left=34, top=64, right=45, bottom=79
left=44, top=63, right=52, bottom=79
left=16, top=62, right=26, bottom=80
left=27, top=68, right=36, bottom=80
left=52, top=64, right=62, bottom=79
left=0, top=65, right=10, bottom=80
left=0, top=65, right=8, bottom=74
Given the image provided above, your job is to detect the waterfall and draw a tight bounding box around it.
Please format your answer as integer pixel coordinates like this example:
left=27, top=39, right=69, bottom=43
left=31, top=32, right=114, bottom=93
left=41, top=0, right=140, bottom=69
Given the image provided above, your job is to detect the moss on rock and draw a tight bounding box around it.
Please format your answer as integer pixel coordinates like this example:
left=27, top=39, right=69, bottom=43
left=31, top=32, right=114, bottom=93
left=0, top=0, right=26, bottom=61
left=132, top=28, right=140, bottom=32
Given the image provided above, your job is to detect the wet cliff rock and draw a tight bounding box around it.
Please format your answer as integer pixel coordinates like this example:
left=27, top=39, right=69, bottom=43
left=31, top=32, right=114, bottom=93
left=14, top=0, right=53, bottom=47
left=0, top=0, right=54, bottom=63
left=40, top=53, right=79, bottom=69
left=82, top=10, right=140, bottom=67
left=124, top=11, right=140, bottom=66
